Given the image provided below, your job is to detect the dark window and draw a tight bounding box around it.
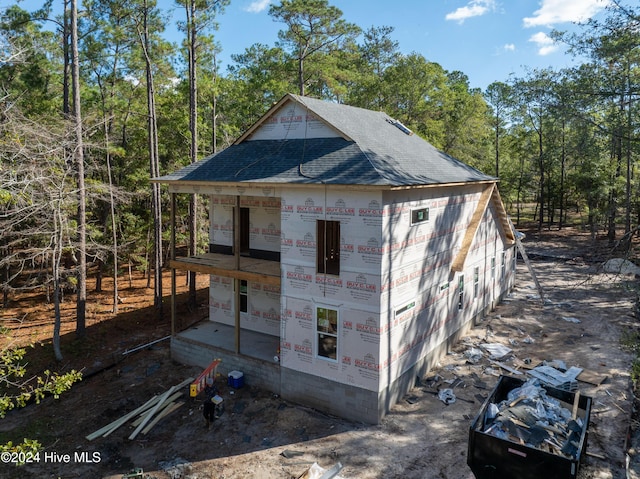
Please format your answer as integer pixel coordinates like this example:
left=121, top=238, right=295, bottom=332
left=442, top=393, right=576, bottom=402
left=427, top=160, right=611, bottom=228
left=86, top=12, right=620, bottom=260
left=473, top=267, right=479, bottom=299
left=239, top=207, right=250, bottom=255
left=411, top=207, right=429, bottom=225
left=239, top=279, right=248, bottom=313
left=458, top=275, right=464, bottom=311
left=317, top=220, right=340, bottom=275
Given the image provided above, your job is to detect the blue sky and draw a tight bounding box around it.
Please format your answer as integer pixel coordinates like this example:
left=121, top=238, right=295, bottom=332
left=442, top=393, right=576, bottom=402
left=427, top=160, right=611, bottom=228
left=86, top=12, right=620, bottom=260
left=8, top=0, right=612, bottom=91
left=206, top=0, right=611, bottom=90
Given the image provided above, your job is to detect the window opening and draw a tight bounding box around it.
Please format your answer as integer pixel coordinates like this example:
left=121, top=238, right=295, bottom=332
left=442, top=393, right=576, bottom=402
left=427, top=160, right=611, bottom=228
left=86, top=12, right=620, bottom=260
left=395, top=301, right=415, bottom=318
left=473, top=267, right=479, bottom=299
left=458, top=275, right=464, bottom=310
left=239, top=207, right=250, bottom=256
left=411, top=207, right=429, bottom=225
left=317, top=306, right=338, bottom=360
left=239, top=279, right=248, bottom=313
left=317, top=220, right=340, bottom=275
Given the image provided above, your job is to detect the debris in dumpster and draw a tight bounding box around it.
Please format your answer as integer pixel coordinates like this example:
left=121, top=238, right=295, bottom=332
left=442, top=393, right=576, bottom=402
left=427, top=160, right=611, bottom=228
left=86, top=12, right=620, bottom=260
left=468, top=375, right=592, bottom=479
left=480, top=377, right=586, bottom=459
left=527, top=364, right=582, bottom=392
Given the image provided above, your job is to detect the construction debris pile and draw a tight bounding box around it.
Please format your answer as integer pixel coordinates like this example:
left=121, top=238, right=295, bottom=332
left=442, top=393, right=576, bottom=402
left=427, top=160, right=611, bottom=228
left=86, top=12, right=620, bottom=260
left=481, top=378, right=585, bottom=458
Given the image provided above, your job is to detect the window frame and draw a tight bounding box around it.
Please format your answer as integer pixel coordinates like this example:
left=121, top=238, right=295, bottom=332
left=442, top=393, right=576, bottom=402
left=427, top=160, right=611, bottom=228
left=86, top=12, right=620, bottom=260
left=239, top=279, right=248, bottom=313
left=316, top=306, right=339, bottom=361
left=473, top=267, right=479, bottom=299
left=410, top=207, right=429, bottom=225
left=317, top=220, right=340, bottom=275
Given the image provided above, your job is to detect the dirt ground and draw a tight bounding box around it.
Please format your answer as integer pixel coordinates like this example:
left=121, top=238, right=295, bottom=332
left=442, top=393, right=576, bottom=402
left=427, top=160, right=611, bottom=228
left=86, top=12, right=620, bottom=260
left=1, top=227, right=639, bottom=479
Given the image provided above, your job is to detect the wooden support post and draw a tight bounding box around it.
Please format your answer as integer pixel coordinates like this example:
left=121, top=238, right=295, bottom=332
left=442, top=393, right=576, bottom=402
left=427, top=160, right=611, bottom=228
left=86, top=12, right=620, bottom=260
left=170, top=192, right=177, bottom=337
left=510, top=219, right=545, bottom=302
left=572, top=390, right=581, bottom=420
left=515, top=235, right=545, bottom=302
left=234, top=195, right=241, bottom=354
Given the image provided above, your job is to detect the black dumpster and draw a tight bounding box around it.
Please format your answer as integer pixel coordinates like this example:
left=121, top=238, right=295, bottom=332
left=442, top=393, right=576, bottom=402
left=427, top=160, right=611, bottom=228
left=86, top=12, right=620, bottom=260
left=467, top=375, right=591, bottom=479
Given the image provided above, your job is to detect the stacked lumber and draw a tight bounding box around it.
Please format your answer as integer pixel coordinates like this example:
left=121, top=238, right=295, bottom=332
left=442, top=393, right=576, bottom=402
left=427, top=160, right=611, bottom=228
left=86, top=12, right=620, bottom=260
left=86, top=377, right=193, bottom=441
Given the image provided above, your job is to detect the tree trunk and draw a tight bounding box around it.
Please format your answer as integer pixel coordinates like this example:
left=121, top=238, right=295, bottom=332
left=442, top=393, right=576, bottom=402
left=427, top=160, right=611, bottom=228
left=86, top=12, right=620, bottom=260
left=187, top=0, right=198, bottom=309
left=139, top=0, right=163, bottom=317
left=62, top=0, right=70, bottom=116
left=52, top=208, right=63, bottom=361
left=559, top=118, right=566, bottom=229
left=71, top=0, right=87, bottom=338
left=95, top=258, right=102, bottom=292
left=105, top=142, right=119, bottom=313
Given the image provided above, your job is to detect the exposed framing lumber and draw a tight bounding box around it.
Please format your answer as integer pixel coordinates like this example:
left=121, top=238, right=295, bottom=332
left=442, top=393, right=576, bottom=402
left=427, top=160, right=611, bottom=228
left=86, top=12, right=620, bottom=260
left=234, top=196, right=241, bottom=354
left=491, top=185, right=515, bottom=243
left=451, top=184, right=495, bottom=273
left=167, top=259, right=281, bottom=286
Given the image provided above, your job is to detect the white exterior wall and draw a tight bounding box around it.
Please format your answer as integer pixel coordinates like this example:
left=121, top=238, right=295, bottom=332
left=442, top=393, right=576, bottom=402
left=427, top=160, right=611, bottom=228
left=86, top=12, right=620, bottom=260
left=279, top=189, right=385, bottom=392
left=208, top=188, right=282, bottom=337
left=379, top=185, right=515, bottom=382
left=204, top=183, right=515, bottom=395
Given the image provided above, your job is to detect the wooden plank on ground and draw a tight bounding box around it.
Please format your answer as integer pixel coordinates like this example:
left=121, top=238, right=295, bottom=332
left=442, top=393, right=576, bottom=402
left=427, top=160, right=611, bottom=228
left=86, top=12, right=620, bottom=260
left=86, top=377, right=193, bottom=441
left=131, top=391, right=183, bottom=427
left=490, top=359, right=523, bottom=376
left=129, top=386, right=177, bottom=440
left=142, top=401, right=184, bottom=435
left=577, top=369, right=608, bottom=386
left=86, top=395, right=159, bottom=441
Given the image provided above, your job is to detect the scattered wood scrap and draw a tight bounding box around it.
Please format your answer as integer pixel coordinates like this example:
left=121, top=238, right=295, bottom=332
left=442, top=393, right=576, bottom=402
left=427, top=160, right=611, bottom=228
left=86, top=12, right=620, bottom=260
left=297, top=462, right=345, bottom=479
left=86, top=377, right=193, bottom=441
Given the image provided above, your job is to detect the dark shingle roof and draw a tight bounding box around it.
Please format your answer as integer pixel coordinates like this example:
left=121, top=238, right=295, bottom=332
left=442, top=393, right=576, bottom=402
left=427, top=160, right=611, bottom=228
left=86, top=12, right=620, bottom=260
left=156, top=94, right=495, bottom=187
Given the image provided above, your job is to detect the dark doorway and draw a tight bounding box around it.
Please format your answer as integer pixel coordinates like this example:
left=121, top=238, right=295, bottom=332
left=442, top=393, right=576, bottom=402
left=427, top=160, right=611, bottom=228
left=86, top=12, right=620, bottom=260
left=240, top=207, right=250, bottom=256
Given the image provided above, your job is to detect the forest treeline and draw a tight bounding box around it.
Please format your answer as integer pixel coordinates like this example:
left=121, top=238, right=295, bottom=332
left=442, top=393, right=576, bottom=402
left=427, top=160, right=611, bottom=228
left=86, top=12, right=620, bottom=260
left=0, top=0, right=638, bottom=343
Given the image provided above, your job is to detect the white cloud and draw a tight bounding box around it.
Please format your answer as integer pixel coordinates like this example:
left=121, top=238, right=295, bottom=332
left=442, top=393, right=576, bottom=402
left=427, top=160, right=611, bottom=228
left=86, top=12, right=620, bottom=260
left=528, top=31, right=559, bottom=55
left=445, top=0, right=497, bottom=24
left=244, top=0, right=271, bottom=13
left=523, top=0, right=610, bottom=28
left=503, top=43, right=516, bottom=52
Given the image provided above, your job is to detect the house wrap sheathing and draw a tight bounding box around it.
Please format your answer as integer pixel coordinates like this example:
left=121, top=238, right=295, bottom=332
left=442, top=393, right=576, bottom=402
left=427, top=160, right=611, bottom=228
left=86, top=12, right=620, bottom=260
left=156, top=94, right=516, bottom=423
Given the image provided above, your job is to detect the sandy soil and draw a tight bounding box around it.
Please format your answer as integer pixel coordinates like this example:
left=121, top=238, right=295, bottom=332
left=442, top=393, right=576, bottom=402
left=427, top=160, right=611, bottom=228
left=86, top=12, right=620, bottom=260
left=0, top=228, right=639, bottom=479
